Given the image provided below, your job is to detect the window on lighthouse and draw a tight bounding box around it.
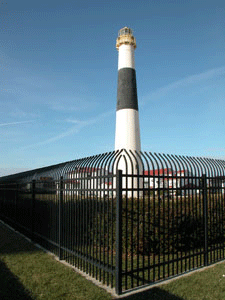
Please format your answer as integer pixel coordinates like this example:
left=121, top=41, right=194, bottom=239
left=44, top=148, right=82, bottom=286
left=119, top=27, right=133, bottom=37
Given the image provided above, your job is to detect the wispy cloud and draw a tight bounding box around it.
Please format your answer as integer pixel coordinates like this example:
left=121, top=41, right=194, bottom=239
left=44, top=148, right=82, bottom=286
left=21, top=110, right=114, bottom=150
left=0, top=120, right=34, bottom=127
left=143, top=65, right=225, bottom=103
left=9, top=110, right=39, bottom=119
left=49, top=98, right=95, bottom=112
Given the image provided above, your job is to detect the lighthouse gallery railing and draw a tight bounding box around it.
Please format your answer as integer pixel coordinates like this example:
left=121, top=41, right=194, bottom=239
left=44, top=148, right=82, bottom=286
left=0, top=149, right=224, bottom=295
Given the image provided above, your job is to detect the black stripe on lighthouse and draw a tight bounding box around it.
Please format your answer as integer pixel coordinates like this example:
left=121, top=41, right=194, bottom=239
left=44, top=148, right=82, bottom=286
left=117, top=68, right=138, bottom=111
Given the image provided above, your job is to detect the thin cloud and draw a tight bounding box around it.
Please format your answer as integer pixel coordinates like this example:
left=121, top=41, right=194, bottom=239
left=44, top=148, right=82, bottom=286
left=9, top=110, right=39, bottom=119
left=49, top=98, right=95, bottom=112
left=21, top=110, right=114, bottom=150
left=66, top=110, right=113, bottom=127
left=143, top=65, right=225, bottom=103
left=0, top=120, right=34, bottom=127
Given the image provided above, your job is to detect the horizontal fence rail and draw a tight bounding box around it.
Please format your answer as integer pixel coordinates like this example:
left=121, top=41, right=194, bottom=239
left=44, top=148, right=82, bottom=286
left=0, top=149, right=224, bottom=295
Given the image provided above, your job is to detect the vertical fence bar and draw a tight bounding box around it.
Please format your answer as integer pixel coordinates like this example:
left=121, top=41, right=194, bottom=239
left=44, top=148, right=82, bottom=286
left=31, top=180, right=36, bottom=240
left=115, top=169, right=122, bottom=295
left=59, top=176, right=63, bottom=260
left=14, top=183, right=18, bottom=223
left=202, top=174, right=208, bottom=266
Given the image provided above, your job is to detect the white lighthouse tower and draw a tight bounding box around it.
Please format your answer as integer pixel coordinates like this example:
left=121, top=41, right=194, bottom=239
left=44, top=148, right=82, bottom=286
left=115, top=27, right=141, bottom=154
left=115, top=27, right=142, bottom=194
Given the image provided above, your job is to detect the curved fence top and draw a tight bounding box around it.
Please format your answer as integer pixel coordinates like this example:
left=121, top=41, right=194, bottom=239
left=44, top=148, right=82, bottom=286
left=0, top=149, right=224, bottom=183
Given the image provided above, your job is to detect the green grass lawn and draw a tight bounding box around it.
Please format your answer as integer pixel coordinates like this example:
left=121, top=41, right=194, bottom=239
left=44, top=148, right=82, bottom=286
left=1, top=220, right=225, bottom=300
left=0, top=221, right=112, bottom=300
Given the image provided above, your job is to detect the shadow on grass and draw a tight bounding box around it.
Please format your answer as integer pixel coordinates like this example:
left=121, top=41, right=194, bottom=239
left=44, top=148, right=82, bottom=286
left=0, top=221, right=38, bottom=255
left=0, top=222, right=38, bottom=299
left=0, top=260, right=34, bottom=300
left=118, top=287, right=184, bottom=300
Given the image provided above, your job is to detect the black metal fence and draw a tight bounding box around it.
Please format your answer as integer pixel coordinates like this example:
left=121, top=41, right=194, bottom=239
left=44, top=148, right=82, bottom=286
left=0, top=149, right=224, bottom=295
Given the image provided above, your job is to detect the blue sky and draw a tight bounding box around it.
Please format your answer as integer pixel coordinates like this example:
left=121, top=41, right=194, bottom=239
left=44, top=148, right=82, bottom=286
left=0, top=0, right=225, bottom=176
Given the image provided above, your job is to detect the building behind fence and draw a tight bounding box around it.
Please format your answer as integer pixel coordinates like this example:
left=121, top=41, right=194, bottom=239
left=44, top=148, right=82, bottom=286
left=0, top=149, right=225, bottom=295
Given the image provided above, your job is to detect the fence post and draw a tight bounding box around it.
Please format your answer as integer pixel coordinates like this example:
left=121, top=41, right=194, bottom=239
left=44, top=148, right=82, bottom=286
left=31, top=180, right=36, bottom=240
left=115, top=170, right=122, bottom=295
left=14, top=183, right=18, bottom=222
left=59, top=176, right=63, bottom=260
left=202, top=174, right=208, bottom=266
left=3, top=186, right=6, bottom=211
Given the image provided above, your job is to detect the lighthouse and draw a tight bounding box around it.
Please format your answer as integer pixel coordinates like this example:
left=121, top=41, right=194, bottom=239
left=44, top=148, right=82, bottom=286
left=115, top=27, right=141, bottom=154
left=115, top=27, right=142, bottom=194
